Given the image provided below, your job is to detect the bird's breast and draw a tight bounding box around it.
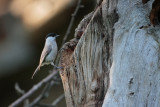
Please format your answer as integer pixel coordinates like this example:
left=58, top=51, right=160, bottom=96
left=45, top=42, right=57, bottom=62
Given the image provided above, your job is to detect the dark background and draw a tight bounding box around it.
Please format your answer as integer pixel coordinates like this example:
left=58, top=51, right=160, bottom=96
left=0, top=0, right=96, bottom=106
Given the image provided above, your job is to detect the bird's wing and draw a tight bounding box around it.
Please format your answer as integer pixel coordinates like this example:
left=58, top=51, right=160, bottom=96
left=39, top=44, right=52, bottom=66
left=31, top=44, right=52, bottom=79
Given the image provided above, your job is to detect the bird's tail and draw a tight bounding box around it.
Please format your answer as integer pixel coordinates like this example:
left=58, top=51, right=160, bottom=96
left=31, top=65, right=41, bottom=79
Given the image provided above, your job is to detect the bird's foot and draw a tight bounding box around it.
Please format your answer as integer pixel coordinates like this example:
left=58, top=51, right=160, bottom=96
left=55, top=66, right=63, bottom=69
left=51, top=62, right=63, bottom=69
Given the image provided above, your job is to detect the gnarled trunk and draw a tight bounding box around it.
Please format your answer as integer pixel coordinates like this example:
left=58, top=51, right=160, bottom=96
left=60, top=0, right=160, bottom=107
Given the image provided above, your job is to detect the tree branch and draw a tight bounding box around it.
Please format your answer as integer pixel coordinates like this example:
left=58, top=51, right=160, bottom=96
left=61, top=0, right=83, bottom=46
left=25, top=81, right=54, bottom=107
left=9, top=71, right=58, bottom=107
left=52, top=94, right=65, bottom=106
left=34, top=94, right=64, bottom=107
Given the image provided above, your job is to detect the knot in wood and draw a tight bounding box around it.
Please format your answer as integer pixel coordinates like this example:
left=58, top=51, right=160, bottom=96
left=91, top=80, right=99, bottom=93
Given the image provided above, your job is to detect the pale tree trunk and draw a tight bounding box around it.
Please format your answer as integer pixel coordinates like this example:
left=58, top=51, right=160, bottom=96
left=60, top=0, right=160, bottom=107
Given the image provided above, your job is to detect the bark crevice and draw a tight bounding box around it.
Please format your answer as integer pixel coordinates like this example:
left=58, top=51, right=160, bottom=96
left=60, top=0, right=118, bottom=106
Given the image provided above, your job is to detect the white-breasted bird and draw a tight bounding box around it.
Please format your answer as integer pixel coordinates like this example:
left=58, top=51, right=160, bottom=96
left=32, top=33, right=60, bottom=79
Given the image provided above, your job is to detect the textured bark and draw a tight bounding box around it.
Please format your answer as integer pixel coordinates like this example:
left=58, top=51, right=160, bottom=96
left=60, top=0, right=160, bottom=107
left=103, top=0, right=160, bottom=107
left=60, top=0, right=118, bottom=106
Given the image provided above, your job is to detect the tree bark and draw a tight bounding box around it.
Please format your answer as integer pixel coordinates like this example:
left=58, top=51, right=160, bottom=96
left=60, top=0, right=160, bottom=107
left=103, top=0, right=160, bottom=107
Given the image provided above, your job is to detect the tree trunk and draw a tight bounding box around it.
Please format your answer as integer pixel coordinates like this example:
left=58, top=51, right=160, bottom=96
left=60, top=0, right=160, bottom=107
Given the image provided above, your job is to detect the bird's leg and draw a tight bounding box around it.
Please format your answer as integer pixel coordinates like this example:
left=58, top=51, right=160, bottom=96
left=51, top=62, right=63, bottom=69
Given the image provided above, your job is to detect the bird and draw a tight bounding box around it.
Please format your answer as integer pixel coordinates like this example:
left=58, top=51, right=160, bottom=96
left=32, top=33, right=60, bottom=79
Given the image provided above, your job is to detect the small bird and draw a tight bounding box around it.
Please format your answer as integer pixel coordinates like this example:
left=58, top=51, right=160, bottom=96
left=32, top=33, right=60, bottom=79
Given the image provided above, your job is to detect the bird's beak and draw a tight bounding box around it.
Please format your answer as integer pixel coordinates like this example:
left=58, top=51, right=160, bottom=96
left=55, top=35, right=60, bottom=38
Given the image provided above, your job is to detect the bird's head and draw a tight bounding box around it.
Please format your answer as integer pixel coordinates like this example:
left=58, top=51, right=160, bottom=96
left=46, top=33, right=60, bottom=40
